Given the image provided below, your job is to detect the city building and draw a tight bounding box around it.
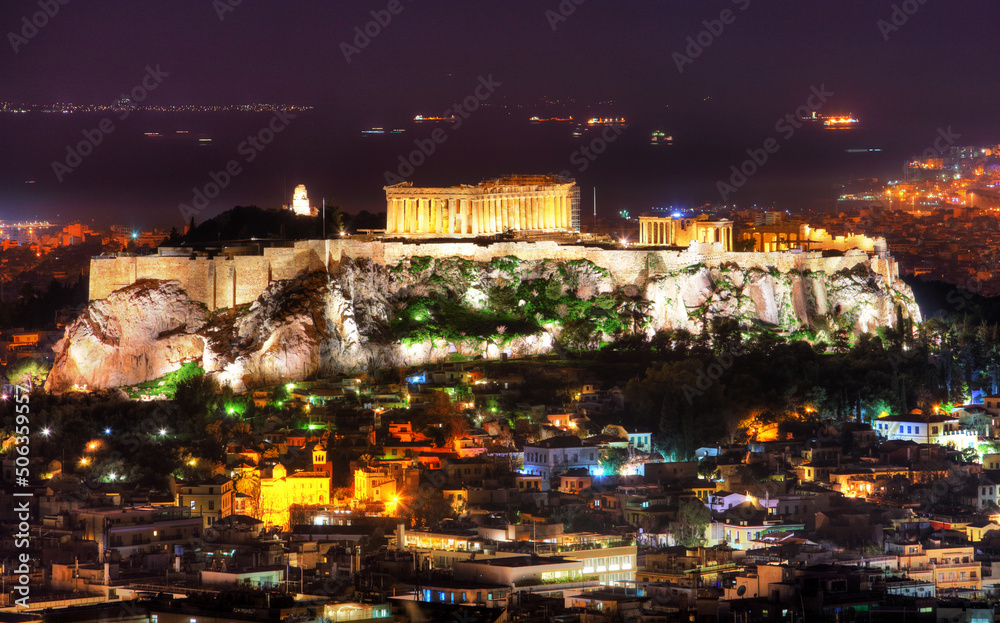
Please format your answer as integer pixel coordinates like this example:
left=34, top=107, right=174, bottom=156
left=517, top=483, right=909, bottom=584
left=522, top=436, right=600, bottom=490
left=874, top=410, right=979, bottom=450
left=174, top=474, right=235, bottom=529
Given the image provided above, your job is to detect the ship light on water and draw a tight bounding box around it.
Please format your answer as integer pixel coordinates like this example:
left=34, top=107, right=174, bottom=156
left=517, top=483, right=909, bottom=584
left=823, top=115, right=859, bottom=129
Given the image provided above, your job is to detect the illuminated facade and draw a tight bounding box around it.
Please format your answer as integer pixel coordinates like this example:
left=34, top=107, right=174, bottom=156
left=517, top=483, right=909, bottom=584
left=259, top=463, right=330, bottom=529
left=290, top=184, right=317, bottom=217
left=637, top=215, right=733, bottom=251
left=385, top=175, right=581, bottom=237
left=174, top=475, right=234, bottom=529
left=353, top=466, right=397, bottom=513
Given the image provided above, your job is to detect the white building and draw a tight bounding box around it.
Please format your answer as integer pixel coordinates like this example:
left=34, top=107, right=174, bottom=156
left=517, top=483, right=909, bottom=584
left=873, top=409, right=978, bottom=450
left=522, top=436, right=599, bottom=491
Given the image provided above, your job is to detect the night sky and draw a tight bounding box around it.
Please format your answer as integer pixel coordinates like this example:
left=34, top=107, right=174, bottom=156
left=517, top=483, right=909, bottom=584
left=1, top=0, right=999, bottom=226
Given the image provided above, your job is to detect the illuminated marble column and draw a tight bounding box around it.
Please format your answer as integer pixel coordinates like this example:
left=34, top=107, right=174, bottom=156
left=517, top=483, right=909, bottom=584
left=547, top=195, right=555, bottom=229
left=447, top=198, right=456, bottom=234
left=527, top=196, right=535, bottom=230
left=471, top=198, right=479, bottom=235
left=435, top=198, right=443, bottom=234
left=518, top=197, right=526, bottom=230
left=641, top=221, right=647, bottom=244
left=561, top=195, right=569, bottom=229
left=396, top=199, right=404, bottom=233
left=386, top=199, right=395, bottom=234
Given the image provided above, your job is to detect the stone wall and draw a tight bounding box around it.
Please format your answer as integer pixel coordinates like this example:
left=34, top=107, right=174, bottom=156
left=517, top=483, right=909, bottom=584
left=89, top=240, right=897, bottom=310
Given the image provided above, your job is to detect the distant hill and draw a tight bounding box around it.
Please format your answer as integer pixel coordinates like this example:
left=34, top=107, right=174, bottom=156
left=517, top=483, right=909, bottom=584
left=178, top=205, right=386, bottom=243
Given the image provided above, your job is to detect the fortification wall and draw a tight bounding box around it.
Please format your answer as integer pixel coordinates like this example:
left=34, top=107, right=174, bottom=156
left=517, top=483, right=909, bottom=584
left=88, top=240, right=896, bottom=310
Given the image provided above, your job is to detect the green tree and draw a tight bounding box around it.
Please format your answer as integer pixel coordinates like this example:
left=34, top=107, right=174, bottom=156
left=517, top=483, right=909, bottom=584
left=670, top=498, right=711, bottom=547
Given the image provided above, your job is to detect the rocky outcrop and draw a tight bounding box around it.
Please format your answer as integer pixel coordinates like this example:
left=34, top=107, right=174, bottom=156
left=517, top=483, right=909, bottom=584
left=47, top=255, right=921, bottom=394
left=46, top=280, right=208, bottom=394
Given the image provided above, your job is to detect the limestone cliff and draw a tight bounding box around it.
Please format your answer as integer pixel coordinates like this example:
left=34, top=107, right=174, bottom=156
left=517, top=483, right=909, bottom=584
left=48, top=254, right=921, bottom=394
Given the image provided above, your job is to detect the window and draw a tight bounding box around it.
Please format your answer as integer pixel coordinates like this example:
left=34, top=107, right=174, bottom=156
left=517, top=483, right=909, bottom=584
left=208, top=501, right=215, bottom=511
left=915, top=427, right=920, bottom=434
left=189, top=500, right=196, bottom=510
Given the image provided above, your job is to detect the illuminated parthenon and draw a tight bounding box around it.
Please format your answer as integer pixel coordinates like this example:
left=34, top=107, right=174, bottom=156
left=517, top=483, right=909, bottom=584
left=638, top=215, right=734, bottom=251
left=385, top=176, right=580, bottom=237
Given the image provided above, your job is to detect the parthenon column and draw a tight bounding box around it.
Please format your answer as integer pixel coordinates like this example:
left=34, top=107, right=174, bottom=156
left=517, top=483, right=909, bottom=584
left=386, top=199, right=395, bottom=234
left=518, top=197, right=526, bottom=230
left=560, top=195, right=569, bottom=229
